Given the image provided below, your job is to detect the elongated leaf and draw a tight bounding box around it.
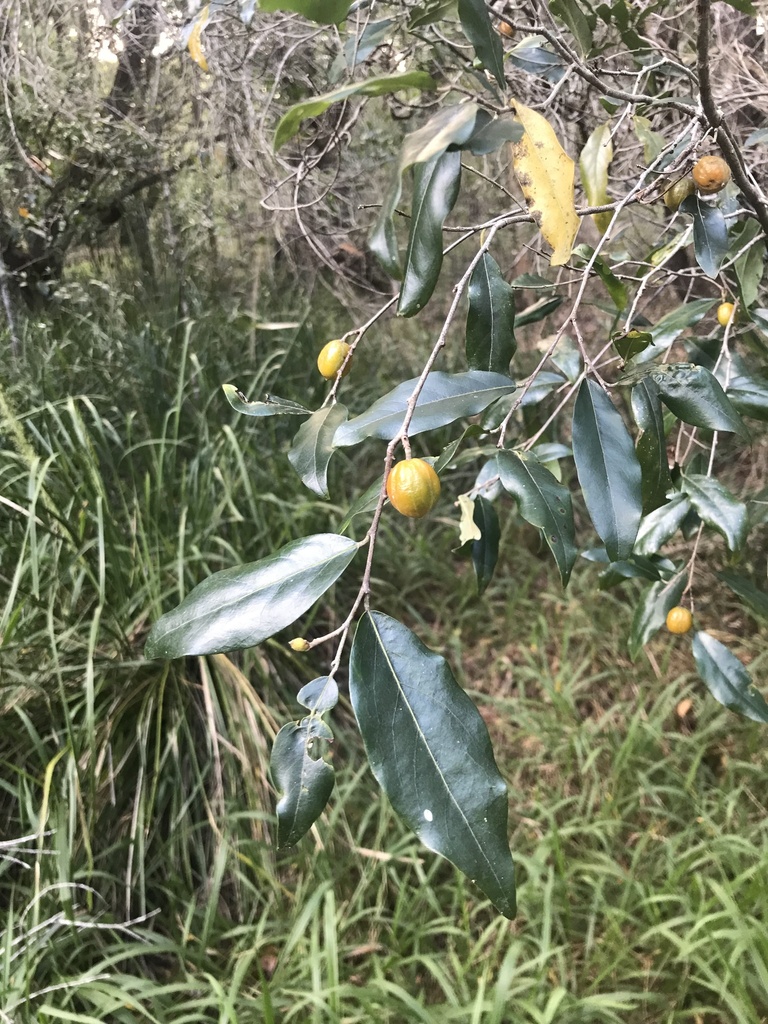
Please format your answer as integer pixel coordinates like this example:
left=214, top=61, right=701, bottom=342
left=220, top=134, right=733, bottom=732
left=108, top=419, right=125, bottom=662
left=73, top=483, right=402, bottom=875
left=511, top=101, right=579, bottom=265
left=727, top=373, right=768, bottom=422
left=572, top=379, right=642, bottom=560
left=633, top=115, right=665, bottom=164
left=515, top=295, right=562, bottom=327
left=682, top=473, right=748, bottom=552
left=630, top=299, right=716, bottom=365
left=370, top=104, right=480, bottom=278
left=579, top=124, right=612, bottom=233
left=692, top=632, right=768, bottom=723
left=680, top=195, right=728, bottom=279
left=634, top=494, right=691, bottom=556
left=550, top=0, right=593, bottom=54
left=631, top=378, right=671, bottom=514
left=223, top=384, right=310, bottom=417
left=398, top=151, right=462, bottom=317
left=496, top=450, right=577, bottom=586
left=464, top=114, right=524, bottom=155
left=466, top=253, right=517, bottom=373
left=271, top=722, right=335, bottom=847
left=334, top=370, right=515, bottom=447
left=350, top=611, right=516, bottom=918
left=628, top=572, right=687, bottom=661
left=409, top=0, right=458, bottom=28
left=145, top=534, right=358, bottom=658
left=275, top=72, right=436, bottom=149
left=649, top=363, right=747, bottom=437
left=339, top=476, right=384, bottom=533
left=731, top=218, right=764, bottom=308
left=508, top=36, right=566, bottom=82
left=472, top=496, right=500, bottom=595
left=717, top=570, right=768, bottom=621
left=288, top=404, right=347, bottom=498
left=260, top=0, right=350, bottom=22
left=457, top=0, right=505, bottom=87
left=613, top=330, right=652, bottom=363
left=572, top=245, right=627, bottom=309
left=297, top=676, right=339, bottom=713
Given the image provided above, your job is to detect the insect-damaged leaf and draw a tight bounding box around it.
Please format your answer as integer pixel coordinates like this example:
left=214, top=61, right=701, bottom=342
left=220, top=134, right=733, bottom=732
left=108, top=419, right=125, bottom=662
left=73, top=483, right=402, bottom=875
left=271, top=722, right=335, bottom=847
left=350, top=611, right=516, bottom=919
left=510, top=100, right=579, bottom=265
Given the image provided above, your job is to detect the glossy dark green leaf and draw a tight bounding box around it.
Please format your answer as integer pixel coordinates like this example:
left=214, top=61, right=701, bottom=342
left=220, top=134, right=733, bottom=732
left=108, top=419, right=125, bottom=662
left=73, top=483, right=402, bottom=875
left=260, top=0, right=350, bottom=23
left=339, top=476, right=383, bottom=533
left=433, top=425, right=482, bottom=474
left=398, top=151, right=462, bottom=317
left=630, top=299, right=717, bottom=365
left=473, top=459, right=503, bottom=501
left=287, top=404, right=347, bottom=498
left=350, top=611, right=516, bottom=918
left=628, top=571, right=687, bottom=661
left=549, top=336, right=582, bottom=383
left=572, top=245, right=627, bottom=310
left=464, top=115, right=523, bottom=155
left=613, top=330, right=652, bottom=364
left=297, top=676, right=339, bottom=713
left=334, top=371, right=515, bottom=447
left=515, top=295, right=563, bottom=327
left=692, top=632, right=768, bottom=723
left=496, top=450, right=577, bottom=586
left=727, top=372, right=768, bottom=422
left=145, top=534, right=358, bottom=658
left=634, top=494, right=691, bottom=556
left=680, top=195, right=728, bottom=279
left=508, top=36, right=566, bottom=82
left=275, top=72, right=436, bottom=149
left=549, top=0, right=592, bottom=54
left=457, top=0, right=505, bottom=86
left=466, top=254, right=517, bottom=374
left=223, top=384, right=310, bottom=417
left=717, top=570, right=768, bottom=621
left=472, top=496, right=500, bottom=595
left=682, top=473, right=748, bottom=552
left=598, top=554, right=675, bottom=589
left=630, top=378, right=673, bottom=514
left=648, top=363, right=748, bottom=438
left=731, top=218, right=764, bottom=308
left=408, top=0, right=458, bottom=27
left=271, top=722, right=335, bottom=847
left=572, top=379, right=642, bottom=561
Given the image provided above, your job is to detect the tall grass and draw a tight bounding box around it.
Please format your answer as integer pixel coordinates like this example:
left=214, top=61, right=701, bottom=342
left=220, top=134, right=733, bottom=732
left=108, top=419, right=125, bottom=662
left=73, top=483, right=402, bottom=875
left=2, top=294, right=768, bottom=1023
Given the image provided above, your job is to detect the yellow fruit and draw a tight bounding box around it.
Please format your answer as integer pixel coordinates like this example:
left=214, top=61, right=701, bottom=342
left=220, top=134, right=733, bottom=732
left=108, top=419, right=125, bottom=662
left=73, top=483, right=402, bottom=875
left=386, top=459, right=441, bottom=519
left=662, top=176, right=695, bottom=212
left=717, top=302, right=735, bottom=327
left=289, top=637, right=310, bottom=652
left=692, top=155, right=731, bottom=194
left=666, top=606, right=693, bottom=635
left=317, top=340, right=351, bottom=380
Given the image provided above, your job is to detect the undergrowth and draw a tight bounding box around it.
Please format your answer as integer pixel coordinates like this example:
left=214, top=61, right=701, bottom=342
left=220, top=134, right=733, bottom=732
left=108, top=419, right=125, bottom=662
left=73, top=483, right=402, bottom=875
left=1, top=297, right=767, bottom=1023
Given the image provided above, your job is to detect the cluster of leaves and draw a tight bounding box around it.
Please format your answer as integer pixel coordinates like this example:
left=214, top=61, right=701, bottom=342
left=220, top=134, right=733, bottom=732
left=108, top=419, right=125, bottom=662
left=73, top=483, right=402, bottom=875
left=146, top=0, right=768, bottom=917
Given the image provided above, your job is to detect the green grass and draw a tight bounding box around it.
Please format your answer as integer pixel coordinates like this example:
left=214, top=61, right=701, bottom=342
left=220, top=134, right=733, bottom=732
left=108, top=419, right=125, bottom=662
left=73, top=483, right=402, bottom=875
left=2, top=298, right=768, bottom=1023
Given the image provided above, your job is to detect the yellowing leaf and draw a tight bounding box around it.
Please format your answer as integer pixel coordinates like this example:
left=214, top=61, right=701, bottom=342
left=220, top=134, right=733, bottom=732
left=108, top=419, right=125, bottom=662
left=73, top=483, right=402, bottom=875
left=188, top=5, right=210, bottom=72
left=458, top=494, right=482, bottom=544
left=579, top=122, right=613, bottom=235
left=510, top=100, right=579, bottom=266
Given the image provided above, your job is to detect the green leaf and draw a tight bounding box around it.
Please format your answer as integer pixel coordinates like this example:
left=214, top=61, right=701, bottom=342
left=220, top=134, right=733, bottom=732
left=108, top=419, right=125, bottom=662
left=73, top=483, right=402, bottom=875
left=549, top=336, right=582, bottom=383
left=287, top=404, right=347, bottom=498
left=515, top=295, right=563, bottom=327
left=613, top=330, right=653, bottom=363
left=717, top=570, right=768, bottom=621
left=223, top=384, right=310, bottom=417
left=338, top=476, right=383, bottom=533
left=578, top=125, right=612, bottom=232
left=633, top=115, right=665, bottom=164
left=496, top=450, right=577, bottom=586
left=297, top=676, right=339, bottom=713
left=466, top=253, right=517, bottom=374
left=350, top=611, right=516, bottom=918
left=630, top=299, right=716, bottom=365
left=339, top=18, right=394, bottom=74
left=680, top=195, right=728, bottom=279
left=457, top=0, right=506, bottom=87
left=692, top=632, right=768, bottom=723
left=633, top=494, right=691, bottom=556
left=550, top=0, right=593, bottom=54
left=369, top=103, right=480, bottom=278
left=508, top=36, right=566, bottom=83
left=334, top=370, right=515, bottom=447
left=681, top=473, right=748, bottom=552
left=648, top=363, right=748, bottom=438
left=398, top=150, right=462, bottom=317
left=719, top=0, right=755, bottom=15
left=727, top=372, right=768, bottom=421
left=271, top=722, right=335, bottom=847
left=472, top=496, right=500, bottom=595
left=628, top=572, right=687, bottom=661
left=260, top=0, right=350, bottom=23
left=464, top=114, right=523, bottom=155
left=145, top=534, right=358, bottom=658
left=274, top=72, right=436, bottom=149
left=409, top=0, right=458, bottom=28
left=572, top=245, right=627, bottom=309
left=572, top=379, right=643, bottom=561
left=731, top=218, right=764, bottom=309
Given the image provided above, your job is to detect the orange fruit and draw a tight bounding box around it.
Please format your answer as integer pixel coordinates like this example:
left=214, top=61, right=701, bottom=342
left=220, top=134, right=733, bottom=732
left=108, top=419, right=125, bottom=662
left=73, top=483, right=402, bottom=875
left=498, top=20, right=514, bottom=37
left=662, top=176, right=695, bottom=212
left=317, top=340, right=351, bottom=379
left=666, top=606, right=693, bottom=634
left=692, top=155, right=731, bottom=194
left=717, top=302, right=735, bottom=327
left=386, top=459, right=441, bottom=519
